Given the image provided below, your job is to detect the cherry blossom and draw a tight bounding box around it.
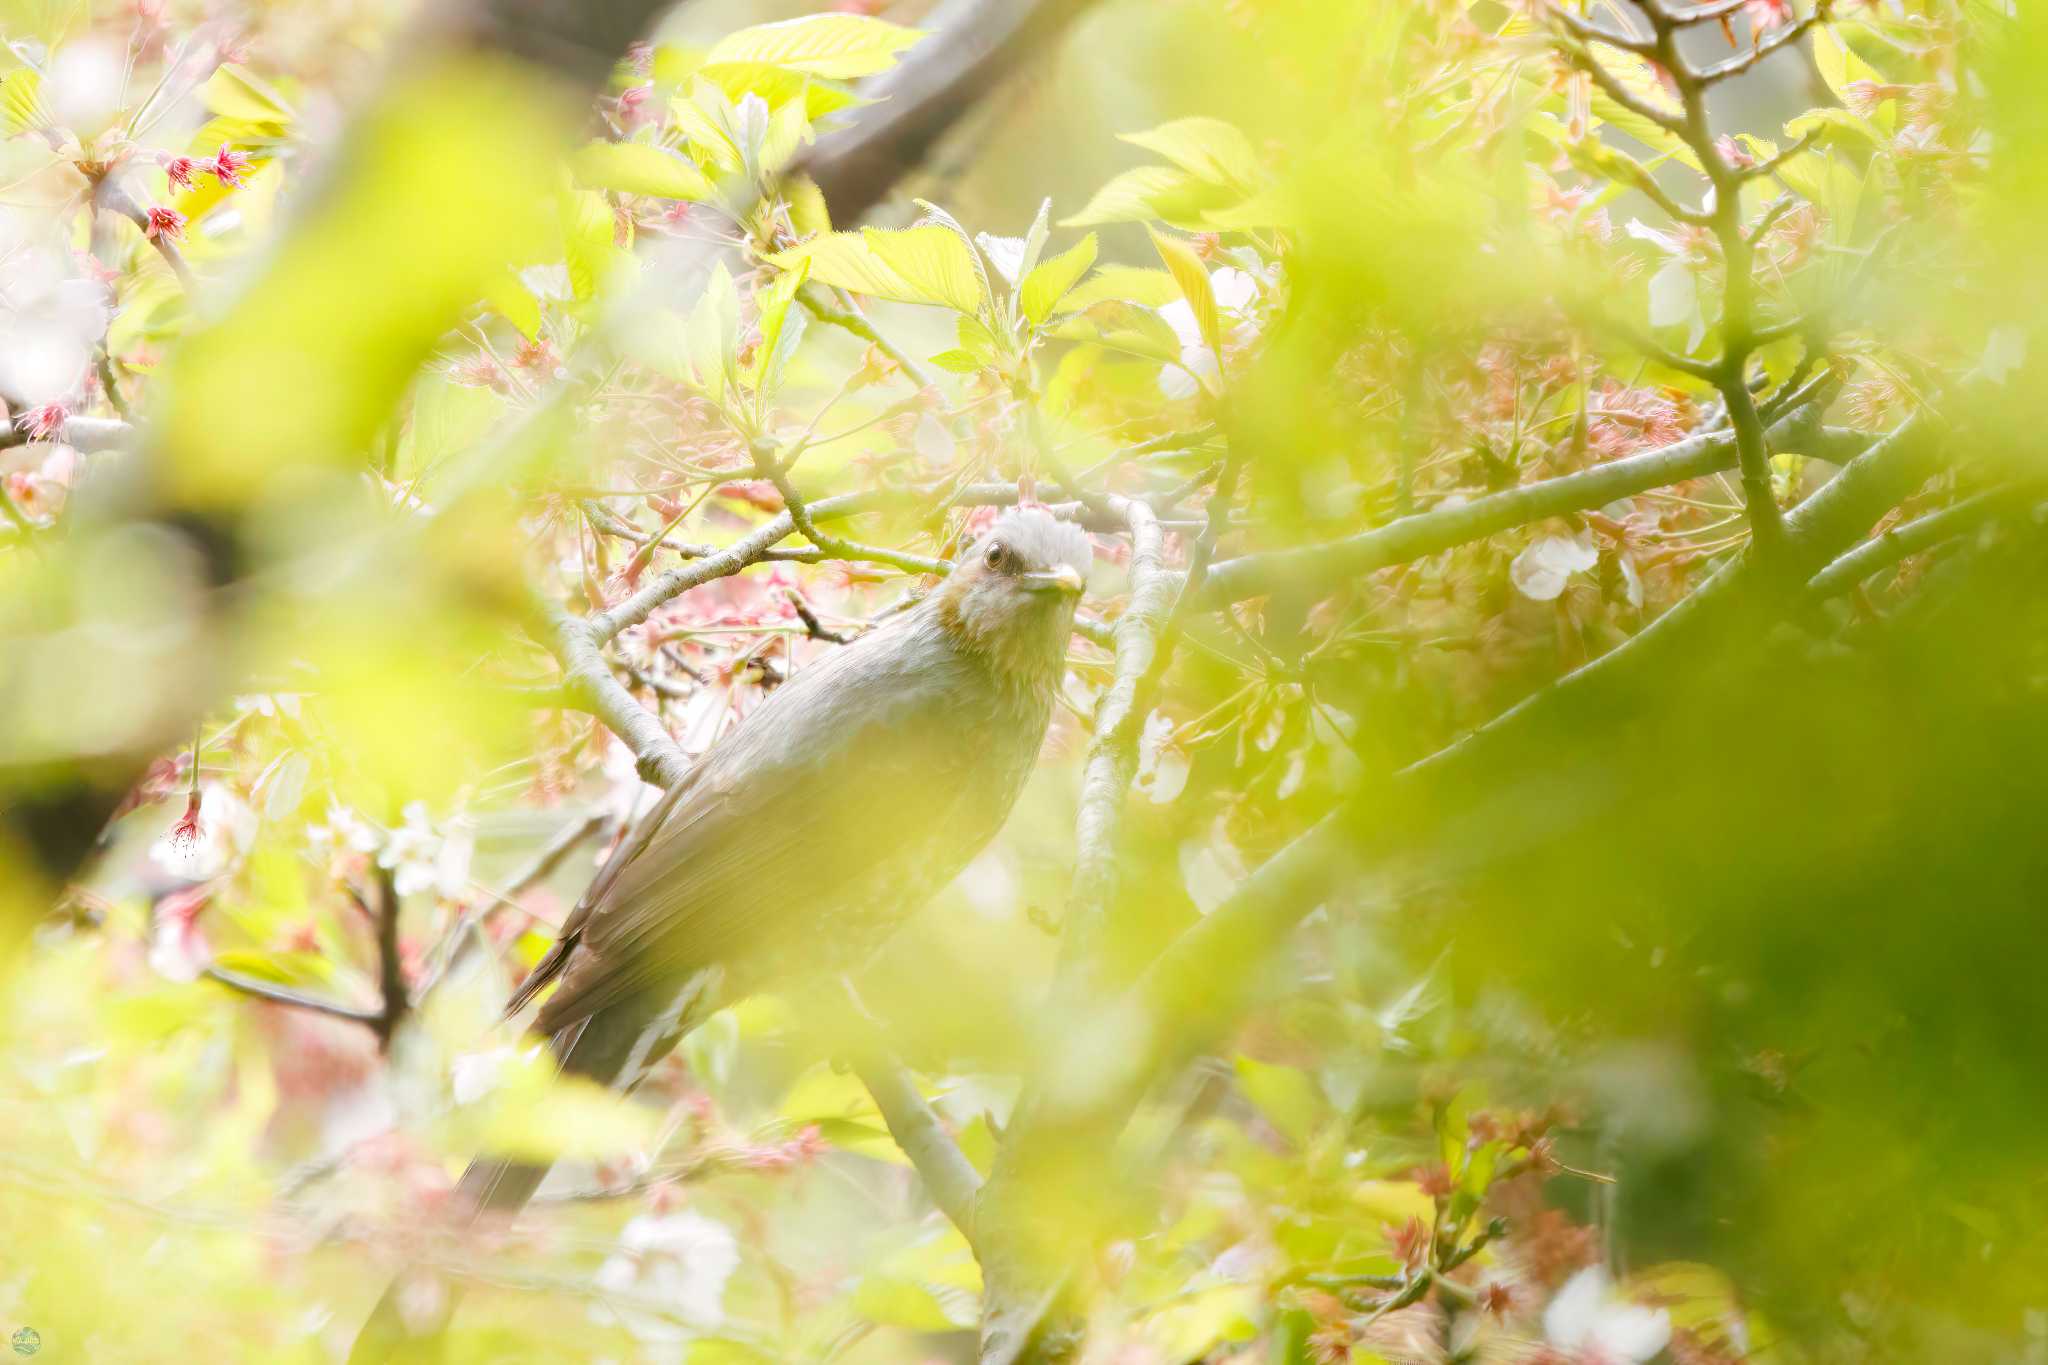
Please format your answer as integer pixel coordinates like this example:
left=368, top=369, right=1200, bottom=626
left=1543, top=1267, right=1672, bottom=1364
left=593, top=1211, right=739, bottom=1341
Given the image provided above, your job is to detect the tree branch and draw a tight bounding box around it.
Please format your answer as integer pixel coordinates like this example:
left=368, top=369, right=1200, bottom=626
left=1804, top=484, right=2019, bottom=602
left=1027, top=411, right=1941, bottom=1197
left=794, top=0, right=1108, bottom=225
left=201, top=965, right=386, bottom=1028
left=1197, top=379, right=1836, bottom=607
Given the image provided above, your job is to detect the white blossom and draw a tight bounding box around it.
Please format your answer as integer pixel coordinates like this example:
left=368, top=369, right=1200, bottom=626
left=1156, top=266, right=1264, bottom=399
left=1511, top=534, right=1599, bottom=602
left=148, top=784, right=257, bottom=880
left=593, top=1211, right=739, bottom=1344
left=376, top=801, right=474, bottom=899
left=1544, top=1267, right=1671, bottom=1364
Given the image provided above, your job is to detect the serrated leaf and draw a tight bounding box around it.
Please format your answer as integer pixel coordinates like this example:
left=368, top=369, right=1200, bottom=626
left=977, top=233, right=1029, bottom=286
left=707, top=14, right=924, bottom=80
left=928, top=348, right=983, bottom=374
left=911, top=199, right=994, bottom=314
left=1021, top=232, right=1097, bottom=324
left=1151, top=227, right=1220, bottom=354
left=770, top=225, right=980, bottom=312
left=561, top=188, right=620, bottom=301
left=1056, top=265, right=1182, bottom=312
left=1810, top=27, right=1890, bottom=131
left=672, top=85, right=742, bottom=172
left=1783, top=106, right=1883, bottom=154
left=696, top=62, right=865, bottom=121
left=1063, top=164, right=1241, bottom=228
left=1051, top=301, right=1184, bottom=364
left=955, top=311, right=1002, bottom=366
left=760, top=96, right=812, bottom=178
left=1120, top=116, right=1260, bottom=189
left=572, top=139, right=713, bottom=200
left=748, top=256, right=810, bottom=396
left=783, top=174, right=830, bottom=237
left=686, top=261, right=740, bottom=400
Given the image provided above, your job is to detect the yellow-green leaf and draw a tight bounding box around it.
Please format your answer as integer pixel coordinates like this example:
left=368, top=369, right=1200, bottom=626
left=1120, top=116, right=1260, bottom=190
left=1151, top=227, right=1220, bottom=355
left=201, top=63, right=293, bottom=124
left=707, top=14, right=923, bottom=80
left=1056, top=265, right=1182, bottom=312
left=482, top=269, right=542, bottom=338
left=1233, top=1054, right=1325, bottom=1147
left=1020, top=232, right=1097, bottom=324
left=570, top=139, right=713, bottom=200
left=784, top=174, right=830, bottom=237
left=768, top=225, right=980, bottom=312
left=1063, top=164, right=1242, bottom=229
left=2, top=68, right=53, bottom=136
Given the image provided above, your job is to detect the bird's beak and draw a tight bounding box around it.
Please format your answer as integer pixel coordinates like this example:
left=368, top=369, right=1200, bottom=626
left=1017, top=565, right=1086, bottom=597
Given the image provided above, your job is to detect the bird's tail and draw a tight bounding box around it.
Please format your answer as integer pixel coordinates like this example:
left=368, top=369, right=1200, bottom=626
left=347, top=992, right=701, bottom=1363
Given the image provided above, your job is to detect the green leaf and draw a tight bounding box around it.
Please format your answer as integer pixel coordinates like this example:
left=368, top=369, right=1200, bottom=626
left=1783, top=106, right=1884, bottom=153
left=707, top=14, right=924, bottom=80
left=672, top=85, right=742, bottom=172
left=482, top=269, right=542, bottom=338
left=2, top=68, right=52, bottom=136
left=782, top=178, right=830, bottom=240
left=768, top=225, right=981, bottom=312
left=571, top=139, right=714, bottom=200
left=955, top=311, right=1002, bottom=366
left=696, top=62, right=865, bottom=121
left=686, top=262, right=740, bottom=401
left=1051, top=301, right=1184, bottom=364
left=1021, top=233, right=1098, bottom=324
left=209, top=950, right=336, bottom=988
left=911, top=199, right=995, bottom=314
left=399, top=372, right=508, bottom=480
left=1056, top=265, right=1182, bottom=312
left=1233, top=1054, right=1326, bottom=1147
left=777, top=1061, right=910, bottom=1165
left=928, top=349, right=983, bottom=374
left=850, top=1228, right=981, bottom=1330
left=561, top=188, right=623, bottom=301
left=747, top=257, right=810, bottom=396
left=760, top=96, right=812, bottom=177
left=1063, top=164, right=1241, bottom=228
left=444, top=1049, right=661, bottom=1163
left=1810, top=26, right=1890, bottom=131
left=1151, top=227, right=1220, bottom=355
left=201, top=63, right=293, bottom=124
left=1120, top=116, right=1260, bottom=190
left=1583, top=51, right=1700, bottom=170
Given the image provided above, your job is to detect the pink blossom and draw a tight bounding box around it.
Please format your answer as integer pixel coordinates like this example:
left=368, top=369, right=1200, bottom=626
left=1714, top=135, right=1757, bottom=170
left=616, top=83, right=655, bottom=129
left=15, top=402, right=66, bottom=442
left=143, top=204, right=185, bottom=240
left=1744, top=0, right=1794, bottom=32
left=161, top=154, right=197, bottom=190
left=208, top=143, right=251, bottom=187
left=148, top=882, right=210, bottom=981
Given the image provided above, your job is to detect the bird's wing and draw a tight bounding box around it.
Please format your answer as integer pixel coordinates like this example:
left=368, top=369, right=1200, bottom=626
left=529, top=626, right=1006, bottom=1034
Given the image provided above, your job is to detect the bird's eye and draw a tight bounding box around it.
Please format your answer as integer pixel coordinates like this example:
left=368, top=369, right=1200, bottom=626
left=984, top=541, right=1007, bottom=570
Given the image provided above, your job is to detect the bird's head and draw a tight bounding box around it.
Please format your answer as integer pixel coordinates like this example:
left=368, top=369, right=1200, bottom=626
left=932, top=507, right=1092, bottom=691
